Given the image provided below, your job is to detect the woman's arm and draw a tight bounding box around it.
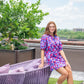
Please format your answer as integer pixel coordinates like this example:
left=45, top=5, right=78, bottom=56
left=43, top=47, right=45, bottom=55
left=59, top=50, right=71, bottom=68
left=59, top=50, right=68, bottom=62
left=38, top=49, right=44, bottom=68
left=39, top=34, right=47, bottom=68
left=41, top=49, right=44, bottom=65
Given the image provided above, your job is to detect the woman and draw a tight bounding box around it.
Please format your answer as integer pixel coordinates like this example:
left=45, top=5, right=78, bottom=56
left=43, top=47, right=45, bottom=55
left=39, top=21, right=73, bottom=84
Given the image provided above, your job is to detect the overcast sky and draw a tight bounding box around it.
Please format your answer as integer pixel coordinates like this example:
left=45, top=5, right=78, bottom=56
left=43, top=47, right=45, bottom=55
left=26, top=0, right=84, bottom=30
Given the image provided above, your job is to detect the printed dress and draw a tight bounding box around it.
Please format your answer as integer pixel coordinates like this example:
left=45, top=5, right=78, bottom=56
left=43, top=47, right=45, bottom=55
left=40, top=34, right=66, bottom=71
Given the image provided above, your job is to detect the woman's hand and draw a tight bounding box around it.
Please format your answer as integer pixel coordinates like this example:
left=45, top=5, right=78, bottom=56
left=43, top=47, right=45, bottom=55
left=66, top=61, right=71, bottom=69
left=38, top=63, right=44, bottom=68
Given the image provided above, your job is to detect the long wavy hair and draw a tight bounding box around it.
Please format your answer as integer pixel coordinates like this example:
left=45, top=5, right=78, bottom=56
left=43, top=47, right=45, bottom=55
left=44, top=21, right=57, bottom=36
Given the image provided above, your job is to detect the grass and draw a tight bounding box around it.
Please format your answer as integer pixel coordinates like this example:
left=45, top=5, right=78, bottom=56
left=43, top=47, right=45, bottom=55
left=48, top=78, right=83, bottom=84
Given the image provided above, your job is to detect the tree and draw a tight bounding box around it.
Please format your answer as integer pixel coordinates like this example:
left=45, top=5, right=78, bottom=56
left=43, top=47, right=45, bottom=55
left=0, top=0, right=49, bottom=50
left=0, top=0, right=49, bottom=41
left=0, top=0, right=3, bottom=5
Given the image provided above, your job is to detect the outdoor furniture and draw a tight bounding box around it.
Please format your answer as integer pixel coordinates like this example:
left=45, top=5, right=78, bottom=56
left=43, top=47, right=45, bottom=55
left=0, top=57, right=51, bottom=84
left=0, top=72, right=25, bottom=84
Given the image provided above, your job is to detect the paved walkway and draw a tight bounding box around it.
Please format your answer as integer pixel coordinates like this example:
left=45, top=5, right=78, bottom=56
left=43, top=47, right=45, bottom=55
left=50, top=70, right=84, bottom=81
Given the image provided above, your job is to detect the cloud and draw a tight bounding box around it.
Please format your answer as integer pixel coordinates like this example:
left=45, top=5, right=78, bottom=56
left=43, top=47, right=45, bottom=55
left=38, top=1, right=84, bottom=29
left=70, top=0, right=84, bottom=2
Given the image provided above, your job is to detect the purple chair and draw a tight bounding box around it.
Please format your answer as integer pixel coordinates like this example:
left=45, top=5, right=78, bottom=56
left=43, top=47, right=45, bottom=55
left=0, top=72, right=25, bottom=84
left=23, top=58, right=51, bottom=84
left=0, top=58, right=51, bottom=84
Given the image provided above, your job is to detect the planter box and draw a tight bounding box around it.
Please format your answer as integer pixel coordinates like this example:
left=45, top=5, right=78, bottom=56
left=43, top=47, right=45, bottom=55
left=0, top=48, right=35, bottom=66
left=16, top=48, right=35, bottom=63
left=0, top=50, right=16, bottom=66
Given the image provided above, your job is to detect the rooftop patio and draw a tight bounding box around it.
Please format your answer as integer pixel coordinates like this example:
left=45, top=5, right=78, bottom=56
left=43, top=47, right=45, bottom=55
left=0, top=39, right=84, bottom=84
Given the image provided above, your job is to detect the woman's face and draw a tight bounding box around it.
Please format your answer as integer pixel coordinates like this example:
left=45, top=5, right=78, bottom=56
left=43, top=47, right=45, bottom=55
left=49, top=23, right=55, bottom=34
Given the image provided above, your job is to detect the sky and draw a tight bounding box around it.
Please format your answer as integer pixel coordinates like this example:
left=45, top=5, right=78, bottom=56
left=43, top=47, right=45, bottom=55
left=4, top=0, right=84, bottom=30
left=26, top=0, right=84, bottom=30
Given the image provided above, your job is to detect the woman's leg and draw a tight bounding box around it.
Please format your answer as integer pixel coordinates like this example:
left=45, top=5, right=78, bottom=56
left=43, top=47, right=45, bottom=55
left=64, top=66, right=73, bottom=84
left=56, top=67, right=68, bottom=84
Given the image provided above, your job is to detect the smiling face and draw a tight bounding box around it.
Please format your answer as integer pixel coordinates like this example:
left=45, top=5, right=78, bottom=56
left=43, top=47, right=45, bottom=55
left=44, top=21, right=57, bottom=36
left=49, top=23, right=56, bottom=34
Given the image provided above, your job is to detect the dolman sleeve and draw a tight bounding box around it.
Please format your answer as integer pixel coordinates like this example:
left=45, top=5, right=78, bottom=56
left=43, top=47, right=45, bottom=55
left=40, top=35, right=47, bottom=50
left=58, top=37, right=63, bottom=51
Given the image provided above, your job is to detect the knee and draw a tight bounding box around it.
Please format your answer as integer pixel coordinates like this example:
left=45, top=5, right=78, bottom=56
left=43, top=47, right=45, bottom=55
left=65, top=67, right=72, bottom=76
left=68, top=69, right=72, bottom=75
left=63, top=71, right=68, bottom=78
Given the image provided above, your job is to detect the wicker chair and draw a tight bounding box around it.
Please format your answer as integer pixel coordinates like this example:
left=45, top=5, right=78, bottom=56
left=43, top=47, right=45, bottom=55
left=0, top=72, right=25, bottom=84
left=0, top=57, right=51, bottom=84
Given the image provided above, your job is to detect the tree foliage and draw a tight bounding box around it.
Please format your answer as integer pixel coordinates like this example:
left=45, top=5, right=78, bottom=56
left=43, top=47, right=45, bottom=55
left=0, top=0, right=49, bottom=40
left=0, top=0, right=3, bottom=5
left=57, top=29, right=84, bottom=39
left=39, top=28, right=84, bottom=40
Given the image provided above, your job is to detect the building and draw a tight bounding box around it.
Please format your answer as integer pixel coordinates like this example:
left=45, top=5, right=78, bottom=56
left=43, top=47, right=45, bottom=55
left=73, top=28, right=84, bottom=32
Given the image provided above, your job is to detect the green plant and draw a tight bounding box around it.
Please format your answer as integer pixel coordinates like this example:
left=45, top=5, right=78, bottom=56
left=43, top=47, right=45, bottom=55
left=11, top=39, right=28, bottom=50
left=48, top=78, right=83, bottom=84
left=0, top=39, right=28, bottom=50
left=0, top=0, right=49, bottom=50
left=0, top=0, right=49, bottom=40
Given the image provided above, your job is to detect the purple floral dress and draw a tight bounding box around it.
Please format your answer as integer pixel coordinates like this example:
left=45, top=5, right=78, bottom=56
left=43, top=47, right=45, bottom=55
left=40, top=34, right=66, bottom=71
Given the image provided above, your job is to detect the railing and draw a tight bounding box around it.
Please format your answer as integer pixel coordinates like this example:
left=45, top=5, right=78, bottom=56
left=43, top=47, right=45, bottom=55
left=24, top=39, right=84, bottom=46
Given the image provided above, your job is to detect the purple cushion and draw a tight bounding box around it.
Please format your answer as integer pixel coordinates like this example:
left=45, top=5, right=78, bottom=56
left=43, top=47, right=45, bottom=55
left=9, top=67, right=25, bottom=73
left=26, top=59, right=48, bottom=71
left=32, top=65, right=38, bottom=68
left=32, top=61, right=48, bottom=69
left=38, top=59, right=46, bottom=64
left=0, top=64, right=10, bottom=74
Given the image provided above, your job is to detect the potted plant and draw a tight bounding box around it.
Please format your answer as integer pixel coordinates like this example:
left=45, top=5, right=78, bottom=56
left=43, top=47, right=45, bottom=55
left=0, top=0, right=49, bottom=66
